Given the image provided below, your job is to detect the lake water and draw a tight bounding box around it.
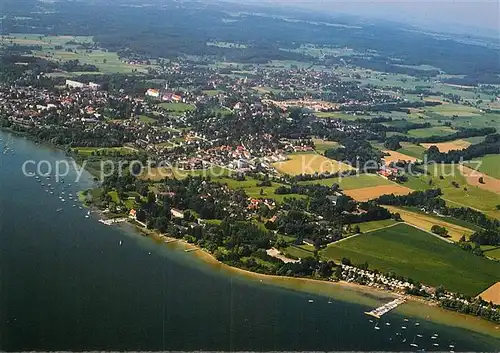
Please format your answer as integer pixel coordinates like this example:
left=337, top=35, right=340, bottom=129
left=0, top=130, right=498, bottom=351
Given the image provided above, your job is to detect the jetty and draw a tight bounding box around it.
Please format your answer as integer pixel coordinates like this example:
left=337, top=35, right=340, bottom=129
left=98, top=218, right=128, bottom=226
left=364, top=297, right=406, bottom=318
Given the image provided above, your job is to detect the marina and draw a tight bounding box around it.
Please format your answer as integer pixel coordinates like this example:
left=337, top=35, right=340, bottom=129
left=364, top=297, right=406, bottom=319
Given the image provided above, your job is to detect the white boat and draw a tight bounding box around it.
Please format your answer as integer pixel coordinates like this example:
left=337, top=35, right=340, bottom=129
left=416, top=334, right=423, bottom=338
left=433, top=343, right=439, bottom=347
left=119, top=240, right=122, bottom=245
left=401, top=326, right=407, bottom=329
left=410, top=343, right=418, bottom=347
left=404, top=318, right=409, bottom=322
left=308, top=299, right=314, bottom=303
left=449, top=345, right=455, bottom=348
left=415, top=322, right=420, bottom=326
left=385, top=322, right=391, bottom=326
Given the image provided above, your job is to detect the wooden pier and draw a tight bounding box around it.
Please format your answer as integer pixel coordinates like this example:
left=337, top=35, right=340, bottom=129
left=364, top=297, right=406, bottom=318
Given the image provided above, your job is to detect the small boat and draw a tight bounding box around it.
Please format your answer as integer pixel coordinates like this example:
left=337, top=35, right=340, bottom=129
left=50, top=192, right=54, bottom=194
left=417, top=334, right=423, bottom=338
left=61, top=199, right=65, bottom=202
left=431, top=336, right=437, bottom=340
left=56, top=208, right=63, bottom=212
left=327, top=300, right=332, bottom=304
left=410, top=343, right=418, bottom=348
left=433, top=343, right=439, bottom=347
left=85, top=215, right=89, bottom=218
left=374, top=322, right=380, bottom=330
left=415, top=322, right=420, bottom=326
left=401, top=326, right=407, bottom=329
left=308, top=299, right=314, bottom=303
left=449, top=345, right=455, bottom=348
left=404, top=318, right=409, bottom=322
left=434, top=333, right=439, bottom=337
left=119, top=240, right=122, bottom=245
left=385, top=322, right=391, bottom=326
left=402, top=338, right=407, bottom=343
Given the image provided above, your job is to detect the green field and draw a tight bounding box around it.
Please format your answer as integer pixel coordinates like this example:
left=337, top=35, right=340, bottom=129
left=73, top=146, right=136, bottom=156
left=427, top=103, right=481, bottom=117
left=397, top=143, right=427, bottom=158
left=315, top=112, right=359, bottom=120
left=0, top=34, right=154, bottom=74
left=138, top=115, right=157, bottom=124
left=481, top=245, right=500, bottom=260
left=464, top=154, right=500, bottom=179
left=321, top=223, right=500, bottom=296
left=407, top=126, right=456, bottom=138
left=404, top=164, right=500, bottom=218
left=216, top=177, right=307, bottom=203
left=299, top=174, right=393, bottom=190
left=312, top=138, right=340, bottom=154
left=159, top=102, right=196, bottom=113
left=357, top=219, right=398, bottom=233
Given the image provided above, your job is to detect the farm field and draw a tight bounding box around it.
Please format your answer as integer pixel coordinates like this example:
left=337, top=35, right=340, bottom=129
left=356, top=219, right=398, bottom=233
left=407, top=126, right=456, bottom=138
left=404, top=164, right=500, bottom=218
left=421, top=139, right=471, bottom=153
left=0, top=33, right=154, bottom=74
left=272, top=153, right=353, bottom=176
left=382, top=150, right=417, bottom=164
left=464, top=154, right=500, bottom=179
left=216, top=177, right=307, bottom=203
left=427, top=103, right=482, bottom=117
left=321, top=223, right=500, bottom=296
left=476, top=282, right=500, bottom=305
left=138, top=115, right=157, bottom=124
left=459, top=165, right=500, bottom=194
left=397, top=142, right=427, bottom=159
left=298, top=173, right=393, bottom=190
left=314, top=112, right=359, bottom=120
left=344, top=184, right=413, bottom=201
left=384, top=205, right=475, bottom=241
left=481, top=246, right=500, bottom=261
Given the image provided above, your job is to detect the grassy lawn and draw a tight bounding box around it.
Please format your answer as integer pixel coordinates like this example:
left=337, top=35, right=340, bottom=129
left=321, top=223, right=500, bottom=296
left=407, top=126, right=456, bottom=138
left=138, top=115, right=157, bottom=124
left=273, top=152, right=353, bottom=176
left=404, top=164, right=500, bottom=218
left=464, top=154, right=500, bottom=179
left=357, top=219, right=398, bottom=233
left=108, top=190, right=120, bottom=203
left=312, top=138, right=340, bottom=154
left=282, top=245, right=315, bottom=259
left=159, top=102, right=196, bottom=113
left=299, top=174, right=393, bottom=190
left=202, top=89, right=221, bottom=96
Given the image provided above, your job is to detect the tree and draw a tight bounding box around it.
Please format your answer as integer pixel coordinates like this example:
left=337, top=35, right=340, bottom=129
left=479, top=176, right=485, bottom=184
left=353, top=225, right=361, bottom=234
left=431, top=225, right=449, bottom=237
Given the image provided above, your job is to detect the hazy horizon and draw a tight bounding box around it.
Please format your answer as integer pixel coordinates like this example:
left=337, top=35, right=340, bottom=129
left=240, top=0, right=499, bottom=37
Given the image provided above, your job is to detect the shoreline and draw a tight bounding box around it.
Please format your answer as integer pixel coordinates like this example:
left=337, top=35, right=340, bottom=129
left=3, top=127, right=498, bottom=339
left=128, top=221, right=500, bottom=339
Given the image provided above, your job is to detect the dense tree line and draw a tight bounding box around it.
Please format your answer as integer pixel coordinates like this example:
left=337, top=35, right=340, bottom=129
left=425, top=133, right=500, bottom=163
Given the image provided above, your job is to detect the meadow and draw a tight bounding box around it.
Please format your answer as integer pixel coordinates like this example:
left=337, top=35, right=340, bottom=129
left=273, top=153, right=353, bottom=176
left=384, top=205, right=475, bottom=242
left=312, top=138, right=340, bottom=154
left=464, top=154, right=500, bottom=179
left=356, top=219, right=398, bottom=233
left=321, top=223, right=500, bottom=296
left=299, top=173, right=394, bottom=190
left=344, top=184, right=413, bottom=201
left=407, top=126, right=456, bottom=138
left=404, top=164, right=500, bottom=218
left=159, top=102, right=196, bottom=113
